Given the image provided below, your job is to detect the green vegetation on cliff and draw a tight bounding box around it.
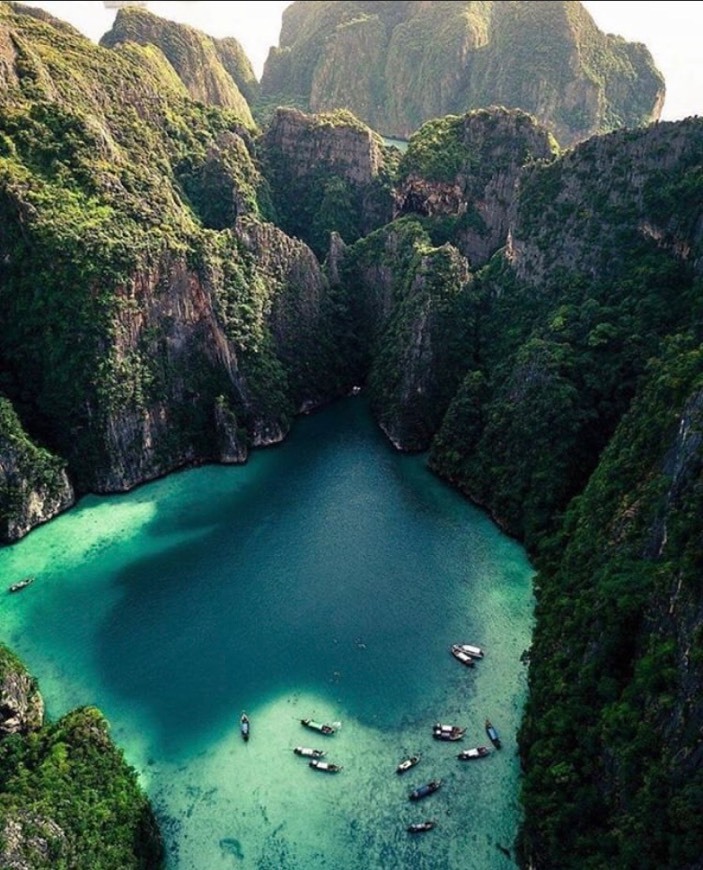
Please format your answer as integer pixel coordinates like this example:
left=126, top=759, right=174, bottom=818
left=0, top=3, right=350, bottom=497
left=420, top=119, right=703, bottom=866
left=0, top=701, right=163, bottom=868
left=0, top=397, right=70, bottom=539
left=335, top=110, right=703, bottom=867
left=100, top=6, right=255, bottom=125
left=517, top=336, right=703, bottom=868
left=261, top=107, right=397, bottom=258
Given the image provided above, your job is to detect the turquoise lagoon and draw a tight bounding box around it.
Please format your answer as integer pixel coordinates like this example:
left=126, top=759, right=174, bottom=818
left=0, top=397, right=534, bottom=869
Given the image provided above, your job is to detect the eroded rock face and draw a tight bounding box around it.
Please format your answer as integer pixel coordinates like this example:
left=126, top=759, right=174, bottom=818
left=0, top=401, right=75, bottom=543
left=0, top=814, right=67, bottom=870
left=508, top=117, right=703, bottom=289
left=0, top=648, right=44, bottom=736
left=395, top=107, right=558, bottom=268
left=261, top=107, right=396, bottom=255
left=263, top=107, right=386, bottom=187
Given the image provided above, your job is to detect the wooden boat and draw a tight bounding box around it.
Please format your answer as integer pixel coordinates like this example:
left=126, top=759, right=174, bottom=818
left=454, top=643, right=485, bottom=659
left=396, top=755, right=420, bottom=774
left=301, top=718, right=337, bottom=735
left=8, top=576, right=33, bottom=593
left=309, top=759, right=342, bottom=773
left=407, top=821, right=435, bottom=833
left=409, top=779, right=441, bottom=801
left=450, top=645, right=476, bottom=667
left=485, top=719, right=501, bottom=749
left=432, top=723, right=465, bottom=741
left=294, top=746, right=325, bottom=758
left=457, top=746, right=490, bottom=760
left=240, top=712, right=250, bottom=741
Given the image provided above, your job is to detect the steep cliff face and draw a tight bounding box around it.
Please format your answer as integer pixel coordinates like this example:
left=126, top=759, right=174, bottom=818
left=369, top=242, right=473, bottom=450
left=509, top=117, right=703, bottom=288
left=259, top=0, right=664, bottom=148
left=337, top=218, right=476, bottom=450
left=79, top=248, right=250, bottom=492
left=100, top=6, right=254, bottom=126
left=0, top=645, right=44, bottom=735
left=516, top=345, right=703, bottom=868
left=0, top=398, right=74, bottom=542
left=261, top=106, right=398, bottom=257
left=395, top=107, right=559, bottom=267
left=428, top=118, right=703, bottom=547
left=234, top=216, right=348, bottom=410
left=0, top=2, right=349, bottom=506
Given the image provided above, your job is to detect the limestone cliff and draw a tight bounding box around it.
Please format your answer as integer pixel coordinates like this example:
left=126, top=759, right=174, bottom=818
left=100, top=5, right=255, bottom=126
left=0, top=645, right=44, bottom=735
left=261, top=106, right=397, bottom=257
left=0, top=2, right=349, bottom=508
left=0, top=699, right=164, bottom=868
left=259, top=0, right=664, bottom=148
left=395, top=106, right=559, bottom=267
left=0, top=398, right=74, bottom=541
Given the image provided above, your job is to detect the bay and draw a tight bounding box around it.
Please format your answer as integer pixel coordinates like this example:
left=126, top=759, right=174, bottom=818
left=0, top=397, right=534, bottom=869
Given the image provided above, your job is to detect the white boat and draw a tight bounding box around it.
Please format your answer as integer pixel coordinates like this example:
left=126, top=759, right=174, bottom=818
left=454, top=643, right=484, bottom=659
left=457, top=746, right=490, bottom=760
left=240, top=712, right=250, bottom=742
left=309, top=759, right=342, bottom=773
left=294, top=747, right=325, bottom=758
left=8, top=576, right=33, bottom=593
left=396, top=755, right=420, bottom=774
left=450, top=645, right=475, bottom=667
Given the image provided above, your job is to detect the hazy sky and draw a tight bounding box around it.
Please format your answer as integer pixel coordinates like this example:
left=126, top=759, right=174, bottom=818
left=22, top=1, right=703, bottom=122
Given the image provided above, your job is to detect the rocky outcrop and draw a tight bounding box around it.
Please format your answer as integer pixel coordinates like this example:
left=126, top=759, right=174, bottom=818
left=0, top=399, right=74, bottom=542
left=0, top=704, right=164, bottom=868
left=263, top=106, right=386, bottom=186
left=370, top=243, right=473, bottom=451
left=0, top=645, right=44, bottom=736
left=100, top=6, right=254, bottom=126
left=1, top=813, right=67, bottom=870
left=86, top=249, right=250, bottom=492
left=339, top=220, right=475, bottom=452
left=261, top=106, right=397, bottom=256
left=259, top=0, right=664, bottom=148
left=234, top=216, right=337, bottom=409
left=508, top=116, right=703, bottom=289
left=213, top=37, right=259, bottom=106
left=396, top=107, right=558, bottom=267
left=63, top=218, right=341, bottom=491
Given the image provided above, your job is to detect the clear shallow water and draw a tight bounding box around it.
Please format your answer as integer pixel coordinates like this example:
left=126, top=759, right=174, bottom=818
left=0, top=397, right=534, bottom=869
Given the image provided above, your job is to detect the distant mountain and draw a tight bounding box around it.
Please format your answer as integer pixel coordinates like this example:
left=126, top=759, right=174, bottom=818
left=258, top=0, right=665, bottom=147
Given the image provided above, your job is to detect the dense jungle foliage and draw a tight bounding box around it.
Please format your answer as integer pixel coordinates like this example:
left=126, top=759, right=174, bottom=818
left=0, top=701, right=164, bottom=868
left=0, top=645, right=163, bottom=867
